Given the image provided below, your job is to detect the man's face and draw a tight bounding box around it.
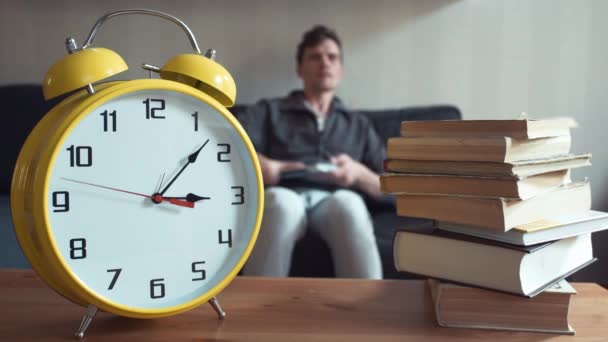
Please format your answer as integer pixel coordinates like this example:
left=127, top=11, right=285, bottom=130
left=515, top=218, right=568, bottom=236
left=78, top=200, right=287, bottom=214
left=297, top=38, right=343, bottom=93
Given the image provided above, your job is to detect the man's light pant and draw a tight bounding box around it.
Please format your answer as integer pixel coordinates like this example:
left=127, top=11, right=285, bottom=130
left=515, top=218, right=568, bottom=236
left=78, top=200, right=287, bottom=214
left=243, top=187, right=383, bottom=279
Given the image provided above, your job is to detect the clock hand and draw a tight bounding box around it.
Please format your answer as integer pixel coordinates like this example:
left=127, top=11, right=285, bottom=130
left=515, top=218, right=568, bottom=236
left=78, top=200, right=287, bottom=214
left=156, top=173, right=165, bottom=193
left=164, top=193, right=211, bottom=202
left=158, top=139, right=210, bottom=196
left=61, top=178, right=194, bottom=208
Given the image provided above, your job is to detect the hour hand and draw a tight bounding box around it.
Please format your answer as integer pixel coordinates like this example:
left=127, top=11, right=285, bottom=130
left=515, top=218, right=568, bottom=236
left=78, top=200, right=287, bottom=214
left=164, top=193, right=211, bottom=203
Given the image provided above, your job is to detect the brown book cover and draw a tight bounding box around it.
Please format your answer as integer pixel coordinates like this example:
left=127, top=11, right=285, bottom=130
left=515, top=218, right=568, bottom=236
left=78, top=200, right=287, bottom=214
left=428, top=279, right=576, bottom=334
left=393, top=228, right=595, bottom=297
left=380, top=170, right=570, bottom=200
left=396, top=182, right=591, bottom=231
left=386, top=135, right=571, bottom=163
left=401, top=118, right=577, bottom=139
left=383, top=153, right=591, bottom=179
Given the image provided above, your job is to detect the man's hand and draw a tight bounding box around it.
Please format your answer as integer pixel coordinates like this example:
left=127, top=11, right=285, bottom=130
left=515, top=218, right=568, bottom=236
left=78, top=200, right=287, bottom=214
left=324, top=154, right=361, bottom=187
left=257, top=153, right=307, bottom=186
left=320, top=153, right=382, bottom=199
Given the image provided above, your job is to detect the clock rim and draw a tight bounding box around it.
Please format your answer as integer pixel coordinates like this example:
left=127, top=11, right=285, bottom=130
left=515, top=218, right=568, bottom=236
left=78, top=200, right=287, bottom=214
left=14, top=79, right=264, bottom=318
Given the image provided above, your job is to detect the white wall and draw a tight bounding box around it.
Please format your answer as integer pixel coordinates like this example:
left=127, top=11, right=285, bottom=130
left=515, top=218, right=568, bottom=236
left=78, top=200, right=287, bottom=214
left=2, top=0, right=606, bottom=204
left=1, top=0, right=607, bottom=251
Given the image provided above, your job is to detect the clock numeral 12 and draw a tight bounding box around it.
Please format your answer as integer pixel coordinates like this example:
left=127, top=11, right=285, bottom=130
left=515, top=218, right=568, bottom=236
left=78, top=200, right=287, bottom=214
left=66, top=145, right=93, bottom=167
left=150, top=278, right=166, bottom=299
left=218, top=229, right=233, bottom=248
left=143, top=98, right=166, bottom=119
left=100, top=110, right=117, bottom=132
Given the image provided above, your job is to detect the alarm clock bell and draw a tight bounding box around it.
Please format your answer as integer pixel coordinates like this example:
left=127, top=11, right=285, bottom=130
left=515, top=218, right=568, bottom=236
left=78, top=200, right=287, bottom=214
left=42, top=8, right=236, bottom=107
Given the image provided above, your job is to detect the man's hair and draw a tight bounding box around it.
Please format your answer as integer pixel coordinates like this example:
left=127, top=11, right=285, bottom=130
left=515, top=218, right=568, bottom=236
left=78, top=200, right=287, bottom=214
left=296, top=25, right=342, bottom=65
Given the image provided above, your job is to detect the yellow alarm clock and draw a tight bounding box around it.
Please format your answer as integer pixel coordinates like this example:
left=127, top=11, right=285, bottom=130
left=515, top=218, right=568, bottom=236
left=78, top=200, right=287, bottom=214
left=10, top=9, right=263, bottom=338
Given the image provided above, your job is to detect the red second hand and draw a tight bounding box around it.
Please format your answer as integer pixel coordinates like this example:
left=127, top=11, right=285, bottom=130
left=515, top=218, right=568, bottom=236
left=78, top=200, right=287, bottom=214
left=60, top=178, right=194, bottom=208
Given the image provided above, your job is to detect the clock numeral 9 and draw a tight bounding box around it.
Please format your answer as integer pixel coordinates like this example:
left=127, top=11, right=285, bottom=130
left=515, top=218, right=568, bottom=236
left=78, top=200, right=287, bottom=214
left=192, top=111, right=199, bottom=131
left=217, top=143, right=231, bottom=162
left=143, top=98, right=166, bottom=119
left=52, top=191, right=70, bottom=212
left=191, top=261, right=206, bottom=281
left=150, top=278, right=166, bottom=299
left=231, top=186, right=244, bottom=205
left=107, top=268, right=122, bottom=290
left=218, top=229, right=233, bottom=248
left=66, top=145, right=93, bottom=167
left=69, top=238, right=87, bottom=259
left=100, top=110, right=117, bottom=132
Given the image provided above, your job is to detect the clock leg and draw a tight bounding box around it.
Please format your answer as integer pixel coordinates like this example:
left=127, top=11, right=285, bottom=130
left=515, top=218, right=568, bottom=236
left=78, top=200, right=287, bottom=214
left=208, top=296, right=226, bottom=320
left=74, top=304, right=98, bottom=339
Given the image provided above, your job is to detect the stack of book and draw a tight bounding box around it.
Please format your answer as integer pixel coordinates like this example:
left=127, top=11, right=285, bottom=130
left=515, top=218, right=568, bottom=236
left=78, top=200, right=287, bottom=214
left=381, top=118, right=608, bottom=334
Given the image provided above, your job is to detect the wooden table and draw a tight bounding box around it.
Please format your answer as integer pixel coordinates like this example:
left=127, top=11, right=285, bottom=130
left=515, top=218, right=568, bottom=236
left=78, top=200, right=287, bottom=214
left=1, top=269, right=607, bottom=341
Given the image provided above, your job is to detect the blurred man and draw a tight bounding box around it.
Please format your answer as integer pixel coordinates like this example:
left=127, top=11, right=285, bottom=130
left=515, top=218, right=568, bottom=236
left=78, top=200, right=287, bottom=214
left=238, top=25, right=384, bottom=279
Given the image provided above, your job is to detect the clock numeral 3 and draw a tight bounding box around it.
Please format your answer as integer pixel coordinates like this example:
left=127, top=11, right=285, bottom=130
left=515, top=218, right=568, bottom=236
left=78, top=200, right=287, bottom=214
left=107, top=268, right=122, bottom=290
left=66, top=145, right=93, bottom=167
left=218, top=229, right=233, bottom=248
left=100, top=110, right=117, bottom=132
left=217, top=143, right=231, bottom=162
left=143, top=98, right=166, bottom=119
left=52, top=191, right=70, bottom=212
left=150, top=278, right=166, bottom=299
left=191, top=261, right=206, bottom=281
left=69, top=238, right=87, bottom=259
left=231, top=186, right=244, bottom=205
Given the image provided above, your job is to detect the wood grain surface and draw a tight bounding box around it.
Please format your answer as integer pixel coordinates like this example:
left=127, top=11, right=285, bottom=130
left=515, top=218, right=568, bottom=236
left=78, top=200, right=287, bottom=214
left=0, top=269, right=606, bottom=341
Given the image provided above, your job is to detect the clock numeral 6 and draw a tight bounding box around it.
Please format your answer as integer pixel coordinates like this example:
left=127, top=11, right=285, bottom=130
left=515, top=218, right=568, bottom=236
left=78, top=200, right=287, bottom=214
left=217, top=143, right=231, bottom=162
left=143, top=98, right=166, bottom=119
left=218, top=229, right=233, bottom=248
left=69, top=238, right=87, bottom=260
left=231, top=186, right=244, bottom=205
left=150, top=278, right=166, bottom=299
left=66, top=145, right=93, bottom=167
left=107, top=268, right=122, bottom=290
left=52, top=191, right=70, bottom=212
left=100, top=110, right=117, bottom=132
left=191, top=261, right=206, bottom=281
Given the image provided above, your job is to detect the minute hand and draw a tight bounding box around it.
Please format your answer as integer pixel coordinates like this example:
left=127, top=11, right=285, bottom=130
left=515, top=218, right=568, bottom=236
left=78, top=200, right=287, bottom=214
left=159, top=139, right=209, bottom=195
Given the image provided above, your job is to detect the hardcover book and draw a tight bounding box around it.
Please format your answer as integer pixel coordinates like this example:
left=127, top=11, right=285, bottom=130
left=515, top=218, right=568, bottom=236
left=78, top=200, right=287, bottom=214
left=386, top=135, right=571, bottom=163
left=393, top=229, right=594, bottom=296
left=395, top=182, right=591, bottom=231
left=383, top=153, right=591, bottom=179
left=428, top=279, right=576, bottom=334
left=380, top=170, right=569, bottom=200
left=401, top=118, right=577, bottom=139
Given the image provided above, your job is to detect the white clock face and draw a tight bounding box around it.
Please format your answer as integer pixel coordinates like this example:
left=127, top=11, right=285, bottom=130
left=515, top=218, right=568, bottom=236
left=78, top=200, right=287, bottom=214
left=45, top=89, right=260, bottom=310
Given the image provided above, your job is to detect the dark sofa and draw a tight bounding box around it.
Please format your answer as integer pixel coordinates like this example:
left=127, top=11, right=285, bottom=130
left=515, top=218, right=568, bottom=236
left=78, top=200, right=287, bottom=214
left=229, top=104, right=462, bottom=279
left=0, top=84, right=461, bottom=278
